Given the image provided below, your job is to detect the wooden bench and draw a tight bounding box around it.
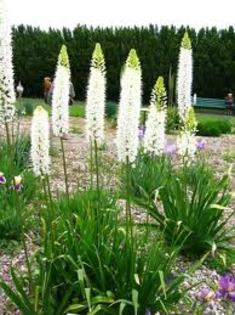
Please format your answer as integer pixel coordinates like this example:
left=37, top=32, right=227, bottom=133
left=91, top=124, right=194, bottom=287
left=193, top=97, right=226, bottom=110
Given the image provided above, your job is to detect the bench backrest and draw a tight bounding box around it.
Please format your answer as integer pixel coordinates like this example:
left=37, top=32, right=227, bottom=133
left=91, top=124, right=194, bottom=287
left=193, top=97, right=226, bottom=109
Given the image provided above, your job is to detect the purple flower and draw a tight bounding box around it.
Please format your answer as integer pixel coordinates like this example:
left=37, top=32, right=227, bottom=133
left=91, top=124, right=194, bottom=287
left=13, top=184, right=23, bottom=192
left=217, top=274, right=235, bottom=302
left=10, top=176, right=23, bottom=192
left=145, top=310, right=151, bottom=315
left=0, top=172, right=6, bottom=184
left=196, top=139, right=206, bottom=150
left=165, top=143, right=177, bottom=155
left=197, top=287, right=215, bottom=302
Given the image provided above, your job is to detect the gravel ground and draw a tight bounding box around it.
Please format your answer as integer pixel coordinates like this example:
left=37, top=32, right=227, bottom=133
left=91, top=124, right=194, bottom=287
left=0, top=117, right=235, bottom=314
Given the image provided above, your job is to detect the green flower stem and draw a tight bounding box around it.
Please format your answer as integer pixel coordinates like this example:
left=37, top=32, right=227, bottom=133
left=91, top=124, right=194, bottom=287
left=46, top=175, right=53, bottom=214
left=42, top=177, right=55, bottom=253
left=60, top=137, right=69, bottom=203
left=5, top=121, right=12, bottom=147
left=94, top=140, right=100, bottom=191
left=42, top=179, right=52, bottom=228
left=94, top=139, right=101, bottom=244
left=89, top=139, right=94, bottom=188
left=125, top=157, right=134, bottom=273
left=4, top=121, right=14, bottom=178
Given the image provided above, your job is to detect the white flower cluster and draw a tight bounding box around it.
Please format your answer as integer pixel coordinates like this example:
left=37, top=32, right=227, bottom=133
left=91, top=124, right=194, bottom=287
left=31, top=106, right=50, bottom=177
left=176, top=33, right=197, bottom=162
left=86, top=43, right=106, bottom=144
left=0, top=0, right=16, bottom=122
left=177, top=32, right=193, bottom=123
left=52, top=45, right=70, bottom=137
left=144, top=108, right=166, bottom=156
left=177, top=130, right=197, bottom=162
left=144, top=77, right=167, bottom=156
left=116, top=49, right=142, bottom=163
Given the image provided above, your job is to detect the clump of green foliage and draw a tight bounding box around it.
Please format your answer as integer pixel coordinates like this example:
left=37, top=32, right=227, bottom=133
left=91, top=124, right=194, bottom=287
left=0, top=136, right=38, bottom=240
left=129, top=157, right=234, bottom=259
left=166, top=107, right=180, bottom=133
left=197, top=117, right=231, bottom=137
left=1, top=189, right=187, bottom=314
left=22, top=102, right=34, bottom=116
left=121, top=152, right=172, bottom=200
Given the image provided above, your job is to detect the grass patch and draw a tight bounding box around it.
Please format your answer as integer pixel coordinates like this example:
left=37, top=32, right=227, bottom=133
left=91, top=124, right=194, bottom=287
left=69, top=103, right=85, bottom=117
left=16, top=98, right=86, bottom=118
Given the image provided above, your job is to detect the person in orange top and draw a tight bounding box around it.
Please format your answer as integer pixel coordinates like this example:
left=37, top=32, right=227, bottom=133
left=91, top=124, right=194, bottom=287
left=43, top=77, right=52, bottom=103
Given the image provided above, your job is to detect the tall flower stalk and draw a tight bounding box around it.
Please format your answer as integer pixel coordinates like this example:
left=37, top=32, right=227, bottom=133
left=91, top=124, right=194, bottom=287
left=86, top=43, right=106, bottom=242
left=0, top=0, right=16, bottom=181
left=31, top=106, right=50, bottom=178
left=27, top=110, right=54, bottom=296
left=52, top=45, right=70, bottom=199
left=177, top=107, right=197, bottom=162
left=144, top=76, right=167, bottom=156
left=117, top=49, right=142, bottom=164
left=116, top=49, right=142, bottom=258
left=177, top=31, right=193, bottom=123
left=86, top=43, right=106, bottom=189
left=0, top=0, right=16, bottom=127
left=86, top=43, right=106, bottom=146
left=176, top=32, right=197, bottom=162
left=31, top=106, right=53, bottom=212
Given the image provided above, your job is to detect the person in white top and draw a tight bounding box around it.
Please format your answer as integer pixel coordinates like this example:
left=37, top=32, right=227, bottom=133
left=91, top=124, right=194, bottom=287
left=16, top=81, right=24, bottom=98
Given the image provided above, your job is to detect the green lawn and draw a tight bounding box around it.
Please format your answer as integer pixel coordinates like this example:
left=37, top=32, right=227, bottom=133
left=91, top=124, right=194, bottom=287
left=16, top=98, right=235, bottom=131
left=16, top=97, right=85, bottom=118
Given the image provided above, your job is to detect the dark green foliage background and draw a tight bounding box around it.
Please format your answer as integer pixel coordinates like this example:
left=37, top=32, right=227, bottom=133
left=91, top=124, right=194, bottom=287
left=12, top=24, right=235, bottom=102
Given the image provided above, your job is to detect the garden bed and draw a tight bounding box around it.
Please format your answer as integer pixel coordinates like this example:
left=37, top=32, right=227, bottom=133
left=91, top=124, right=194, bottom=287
left=1, top=116, right=235, bottom=314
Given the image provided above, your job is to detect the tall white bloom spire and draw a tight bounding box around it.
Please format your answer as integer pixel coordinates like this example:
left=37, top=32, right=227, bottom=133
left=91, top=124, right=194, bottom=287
left=52, top=45, right=70, bottom=137
left=177, top=130, right=197, bottom=161
left=31, top=106, right=50, bottom=177
left=176, top=32, right=198, bottom=162
left=177, top=107, right=198, bottom=162
left=144, top=76, right=167, bottom=156
left=86, top=43, right=106, bottom=144
left=0, top=0, right=16, bottom=122
left=116, top=49, right=142, bottom=163
left=177, top=32, right=193, bottom=123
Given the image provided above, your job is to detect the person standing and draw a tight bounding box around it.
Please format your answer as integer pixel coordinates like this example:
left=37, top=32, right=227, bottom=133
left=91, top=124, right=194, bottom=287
left=16, top=81, right=24, bottom=98
left=69, top=81, right=75, bottom=105
left=225, top=93, right=234, bottom=115
left=43, top=77, right=52, bottom=103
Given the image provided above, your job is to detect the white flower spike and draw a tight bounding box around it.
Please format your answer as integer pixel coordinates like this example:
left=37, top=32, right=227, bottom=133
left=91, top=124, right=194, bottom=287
left=86, top=43, right=106, bottom=144
left=176, top=33, right=198, bottom=163
left=116, top=49, right=142, bottom=163
left=0, top=0, right=16, bottom=122
left=144, top=76, right=167, bottom=156
left=177, top=32, right=193, bottom=123
left=177, top=130, right=197, bottom=162
left=31, top=106, right=50, bottom=177
left=177, top=107, right=198, bottom=162
left=52, top=45, right=70, bottom=137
